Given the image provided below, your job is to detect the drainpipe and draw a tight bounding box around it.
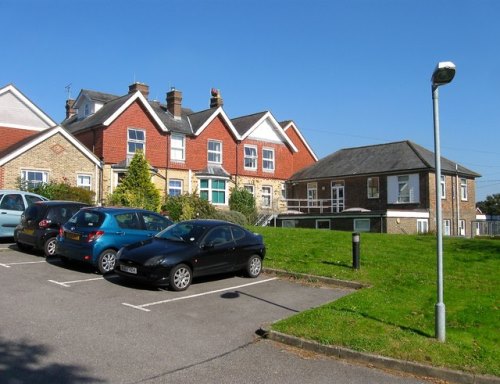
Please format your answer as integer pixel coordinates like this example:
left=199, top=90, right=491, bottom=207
left=456, top=164, right=460, bottom=236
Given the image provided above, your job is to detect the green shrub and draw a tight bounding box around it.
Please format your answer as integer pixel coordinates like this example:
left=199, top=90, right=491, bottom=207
left=162, top=193, right=216, bottom=221
left=214, top=210, right=247, bottom=225
left=229, top=187, right=257, bottom=223
left=19, top=178, right=95, bottom=204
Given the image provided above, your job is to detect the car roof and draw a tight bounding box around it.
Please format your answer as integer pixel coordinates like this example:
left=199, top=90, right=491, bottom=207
left=0, top=189, right=45, bottom=196
left=34, top=201, right=89, bottom=206
left=181, top=219, right=241, bottom=228
left=79, top=206, right=159, bottom=214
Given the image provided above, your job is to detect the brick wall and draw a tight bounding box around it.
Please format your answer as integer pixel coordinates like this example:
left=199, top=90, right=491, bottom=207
left=1, top=133, right=98, bottom=190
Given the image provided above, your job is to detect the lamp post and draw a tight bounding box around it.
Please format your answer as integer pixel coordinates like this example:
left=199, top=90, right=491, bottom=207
left=431, top=61, right=456, bottom=342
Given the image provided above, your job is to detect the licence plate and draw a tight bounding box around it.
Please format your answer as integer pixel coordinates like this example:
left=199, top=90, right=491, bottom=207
left=120, top=265, right=137, bottom=274
left=23, top=229, right=35, bottom=235
left=65, top=232, right=80, bottom=241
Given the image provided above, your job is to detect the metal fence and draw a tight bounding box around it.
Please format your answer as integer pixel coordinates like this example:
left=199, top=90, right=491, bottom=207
left=471, top=221, right=500, bottom=238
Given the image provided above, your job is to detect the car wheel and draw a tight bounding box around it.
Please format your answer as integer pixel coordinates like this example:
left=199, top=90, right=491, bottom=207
left=169, top=264, right=192, bottom=291
left=246, top=255, right=262, bottom=278
left=98, top=249, right=117, bottom=274
left=44, top=237, right=57, bottom=257
left=16, top=241, right=32, bottom=252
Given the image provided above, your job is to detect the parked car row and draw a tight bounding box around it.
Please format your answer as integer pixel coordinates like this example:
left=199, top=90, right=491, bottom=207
left=5, top=191, right=266, bottom=291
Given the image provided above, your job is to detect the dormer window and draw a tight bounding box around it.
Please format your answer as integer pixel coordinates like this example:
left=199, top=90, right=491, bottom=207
left=84, top=104, right=90, bottom=117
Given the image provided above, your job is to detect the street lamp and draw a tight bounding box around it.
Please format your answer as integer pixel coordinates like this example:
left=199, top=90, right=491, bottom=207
left=431, top=61, right=456, bottom=342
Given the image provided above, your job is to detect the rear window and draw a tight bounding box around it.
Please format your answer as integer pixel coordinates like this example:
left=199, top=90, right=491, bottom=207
left=24, top=205, right=42, bottom=219
left=25, top=194, right=45, bottom=206
left=47, top=206, right=82, bottom=223
left=68, top=210, right=105, bottom=228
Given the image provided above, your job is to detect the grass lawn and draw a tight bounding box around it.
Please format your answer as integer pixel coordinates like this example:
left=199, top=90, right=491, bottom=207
left=251, top=226, right=499, bottom=377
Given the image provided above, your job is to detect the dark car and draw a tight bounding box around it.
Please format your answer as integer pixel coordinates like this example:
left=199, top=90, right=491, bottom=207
left=56, top=207, right=173, bottom=274
left=14, top=201, right=89, bottom=256
left=114, top=219, right=266, bottom=291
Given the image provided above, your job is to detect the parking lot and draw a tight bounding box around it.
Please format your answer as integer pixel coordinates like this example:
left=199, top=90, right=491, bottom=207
left=0, top=240, right=430, bottom=383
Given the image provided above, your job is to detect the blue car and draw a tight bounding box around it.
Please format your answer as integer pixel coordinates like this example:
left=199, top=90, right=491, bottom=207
left=56, top=207, right=173, bottom=273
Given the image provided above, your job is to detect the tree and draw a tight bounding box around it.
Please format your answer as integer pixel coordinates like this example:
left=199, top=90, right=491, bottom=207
left=229, top=187, right=257, bottom=224
left=107, top=152, right=161, bottom=211
left=477, top=193, right=500, bottom=215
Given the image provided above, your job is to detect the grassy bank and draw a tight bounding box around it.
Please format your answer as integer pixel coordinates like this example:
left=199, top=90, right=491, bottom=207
left=252, top=226, right=499, bottom=376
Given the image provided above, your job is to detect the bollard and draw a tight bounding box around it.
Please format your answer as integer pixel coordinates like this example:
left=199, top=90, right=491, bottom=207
left=352, top=232, right=360, bottom=270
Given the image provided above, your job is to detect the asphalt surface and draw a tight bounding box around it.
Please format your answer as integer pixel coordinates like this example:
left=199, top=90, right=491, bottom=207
left=0, top=239, right=434, bottom=383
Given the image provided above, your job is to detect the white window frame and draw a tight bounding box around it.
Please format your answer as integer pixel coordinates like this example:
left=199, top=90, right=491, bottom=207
left=262, top=148, right=275, bottom=172
left=168, top=179, right=183, bottom=196
left=244, top=145, right=257, bottom=170
left=207, top=140, right=222, bottom=164
left=440, top=175, right=446, bottom=199
left=77, top=174, right=92, bottom=190
left=417, top=219, right=429, bottom=234
left=460, top=178, right=468, bottom=201
left=398, top=175, right=410, bottom=203
left=367, top=177, right=380, bottom=199
left=307, top=182, right=318, bottom=207
left=21, top=170, right=48, bottom=189
left=244, top=184, right=254, bottom=196
left=199, top=178, right=227, bottom=205
left=171, top=134, right=185, bottom=161
left=354, top=219, right=370, bottom=232
left=261, top=186, right=272, bottom=208
left=459, top=219, right=466, bottom=236
left=387, top=174, right=420, bottom=204
left=127, top=128, right=146, bottom=159
left=443, top=219, right=451, bottom=236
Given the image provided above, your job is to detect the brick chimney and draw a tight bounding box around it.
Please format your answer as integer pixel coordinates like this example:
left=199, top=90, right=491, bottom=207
left=65, top=99, right=76, bottom=119
left=166, top=87, right=182, bottom=119
left=128, top=82, right=149, bottom=99
left=210, top=88, right=223, bottom=108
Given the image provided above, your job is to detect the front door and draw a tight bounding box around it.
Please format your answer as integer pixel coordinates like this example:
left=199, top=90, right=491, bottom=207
left=331, top=184, right=345, bottom=213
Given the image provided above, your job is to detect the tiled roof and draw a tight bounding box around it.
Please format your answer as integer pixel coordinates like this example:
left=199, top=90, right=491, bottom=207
left=290, top=140, right=480, bottom=181
left=231, top=111, right=267, bottom=136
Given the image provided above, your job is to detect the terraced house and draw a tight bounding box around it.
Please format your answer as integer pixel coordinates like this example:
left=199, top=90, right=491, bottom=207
left=62, top=83, right=317, bottom=214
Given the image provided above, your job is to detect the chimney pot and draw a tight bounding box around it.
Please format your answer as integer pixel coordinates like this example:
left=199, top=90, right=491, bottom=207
left=128, top=82, right=149, bottom=99
left=210, top=88, right=223, bottom=108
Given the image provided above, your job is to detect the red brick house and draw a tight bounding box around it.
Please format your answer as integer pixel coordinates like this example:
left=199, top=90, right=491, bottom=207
left=280, top=141, right=480, bottom=236
left=62, top=83, right=317, bottom=211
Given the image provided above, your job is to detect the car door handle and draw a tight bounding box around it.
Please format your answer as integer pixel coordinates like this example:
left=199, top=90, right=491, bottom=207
left=115, top=231, right=125, bottom=236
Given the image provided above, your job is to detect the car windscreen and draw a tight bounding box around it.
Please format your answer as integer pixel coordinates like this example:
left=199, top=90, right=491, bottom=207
left=67, top=210, right=105, bottom=228
left=156, top=222, right=207, bottom=242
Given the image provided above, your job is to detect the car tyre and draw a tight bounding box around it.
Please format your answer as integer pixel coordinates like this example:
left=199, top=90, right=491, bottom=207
left=169, top=264, right=192, bottom=291
left=246, top=255, right=262, bottom=278
left=44, top=237, right=57, bottom=257
left=98, top=249, right=117, bottom=274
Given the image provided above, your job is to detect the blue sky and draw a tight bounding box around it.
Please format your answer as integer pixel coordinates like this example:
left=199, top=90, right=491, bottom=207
left=2, top=0, right=499, bottom=201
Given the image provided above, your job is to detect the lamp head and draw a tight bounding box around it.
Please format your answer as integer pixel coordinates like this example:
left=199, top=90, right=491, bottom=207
left=432, top=61, right=456, bottom=86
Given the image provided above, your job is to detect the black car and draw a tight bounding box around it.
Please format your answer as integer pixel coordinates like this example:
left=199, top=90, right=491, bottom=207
left=15, top=201, right=89, bottom=256
left=114, top=219, right=266, bottom=291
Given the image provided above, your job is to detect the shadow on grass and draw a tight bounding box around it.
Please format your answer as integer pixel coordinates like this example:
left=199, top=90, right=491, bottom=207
left=321, top=260, right=353, bottom=269
left=0, top=336, right=104, bottom=384
left=340, top=308, right=432, bottom=338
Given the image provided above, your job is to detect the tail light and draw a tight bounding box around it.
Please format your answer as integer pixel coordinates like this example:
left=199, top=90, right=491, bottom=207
left=87, top=230, right=104, bottom=242
left=38, top=219, right=51, bottom=229
left=59, top=227, right=64, bottom=236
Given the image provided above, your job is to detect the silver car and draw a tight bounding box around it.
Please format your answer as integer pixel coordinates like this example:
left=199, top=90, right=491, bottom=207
left=0, top=190, right=47, bottom=238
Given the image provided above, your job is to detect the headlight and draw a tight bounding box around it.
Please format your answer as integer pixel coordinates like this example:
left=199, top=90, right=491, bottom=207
left=144, top=255, right=165, bottom=267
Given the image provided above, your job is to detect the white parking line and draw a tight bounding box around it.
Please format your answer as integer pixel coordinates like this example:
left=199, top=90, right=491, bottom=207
left=48, top=275, right=119, bottom=287
left=0, top=260, right=46, bottom=268
left=122, top=277, right=278, bottom=312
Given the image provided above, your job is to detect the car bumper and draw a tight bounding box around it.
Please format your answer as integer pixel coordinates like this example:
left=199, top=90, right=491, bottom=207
left=56, top=240, right=99, bottom=265
left=114, top=262, right=171, bottom=286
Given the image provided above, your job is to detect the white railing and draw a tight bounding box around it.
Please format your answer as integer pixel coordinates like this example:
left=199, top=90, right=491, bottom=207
left=283, top=198, right=335, bottom=214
